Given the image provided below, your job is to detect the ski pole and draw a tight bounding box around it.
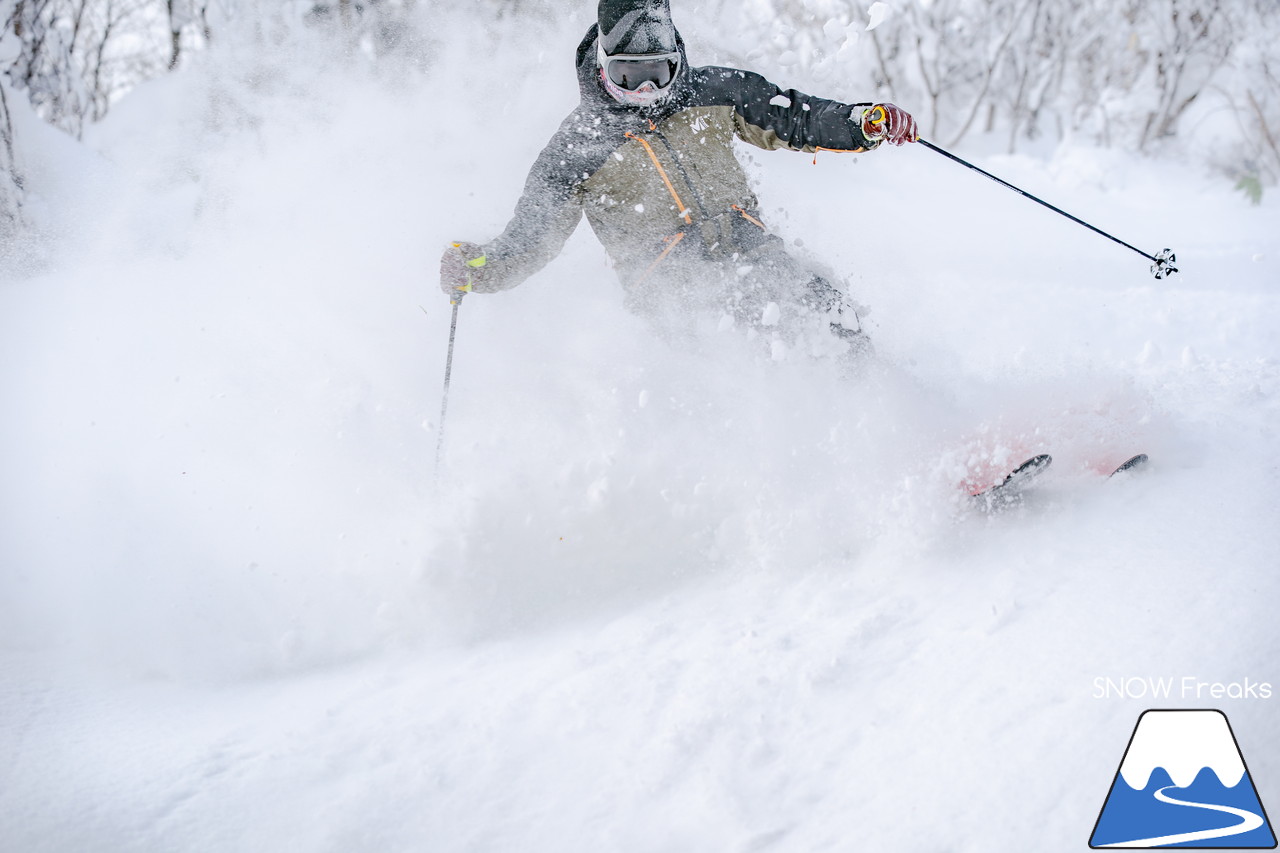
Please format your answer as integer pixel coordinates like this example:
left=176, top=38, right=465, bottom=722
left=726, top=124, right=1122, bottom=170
left=434, top=295, right=462, bottom=475
left=916, top=138, right=1178, bottom=280
left=434, top=246, right=479, bottom=476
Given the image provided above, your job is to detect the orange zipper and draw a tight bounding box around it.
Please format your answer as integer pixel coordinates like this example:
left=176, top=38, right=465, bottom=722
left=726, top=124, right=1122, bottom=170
left=625, top=131, right=694, bottom=225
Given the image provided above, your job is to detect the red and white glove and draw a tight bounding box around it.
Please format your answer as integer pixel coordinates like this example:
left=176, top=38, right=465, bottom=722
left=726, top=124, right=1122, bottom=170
left=861, top=103, right=919, bottom=146
left=439, top=241, right=488, bottom=298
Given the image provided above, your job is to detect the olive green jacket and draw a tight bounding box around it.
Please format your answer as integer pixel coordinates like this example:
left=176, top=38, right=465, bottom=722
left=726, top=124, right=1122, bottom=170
left=474, top=25, right=880, bottom=296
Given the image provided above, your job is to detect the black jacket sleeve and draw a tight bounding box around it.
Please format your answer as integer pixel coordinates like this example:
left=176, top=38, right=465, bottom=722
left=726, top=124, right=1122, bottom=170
left=691, top=66, right=879, bottom=154
left=475, top=126, right=588, bottom=293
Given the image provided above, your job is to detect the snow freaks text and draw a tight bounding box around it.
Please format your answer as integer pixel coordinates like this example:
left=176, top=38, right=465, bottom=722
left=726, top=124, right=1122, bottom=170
left=1093, top=677, right=1274, bottom=701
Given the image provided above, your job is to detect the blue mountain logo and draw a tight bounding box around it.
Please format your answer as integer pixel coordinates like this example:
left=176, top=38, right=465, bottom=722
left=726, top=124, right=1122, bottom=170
left=1091, top=710, right=1277, bottom=848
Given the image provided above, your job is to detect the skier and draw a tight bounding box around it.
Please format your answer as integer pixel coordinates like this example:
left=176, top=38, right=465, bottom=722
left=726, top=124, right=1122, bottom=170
left=439, top=0, right=919, bottom=358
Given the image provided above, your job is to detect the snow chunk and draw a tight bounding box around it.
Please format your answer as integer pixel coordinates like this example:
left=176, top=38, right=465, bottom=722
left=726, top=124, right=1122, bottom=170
left=838, top=30, right=861, bottom=56
left=761, top=302, right=781, bottom=327
left=866, top=1, right=891, bottom=30
left=587, top=477, right=609, bottom=505
left=770, top=94, right=792, bottom=108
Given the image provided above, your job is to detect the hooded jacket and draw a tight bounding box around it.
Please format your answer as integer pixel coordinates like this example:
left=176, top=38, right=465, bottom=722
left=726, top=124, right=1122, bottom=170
left=474, top=24, right=880, bottom=297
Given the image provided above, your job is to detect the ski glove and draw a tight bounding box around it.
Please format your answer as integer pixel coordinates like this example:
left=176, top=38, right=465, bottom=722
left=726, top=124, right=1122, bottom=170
left=440, top=241, right=488, bottom=297
left=860, top=103, right=919, bottom=146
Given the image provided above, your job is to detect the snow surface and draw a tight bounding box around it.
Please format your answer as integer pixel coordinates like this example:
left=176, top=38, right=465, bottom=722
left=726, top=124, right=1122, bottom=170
left=3, top=10, right=1280, bottom=853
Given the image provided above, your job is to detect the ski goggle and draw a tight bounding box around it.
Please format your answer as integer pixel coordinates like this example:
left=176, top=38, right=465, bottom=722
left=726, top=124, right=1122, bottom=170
left=601, top=52, right=681, bottom=92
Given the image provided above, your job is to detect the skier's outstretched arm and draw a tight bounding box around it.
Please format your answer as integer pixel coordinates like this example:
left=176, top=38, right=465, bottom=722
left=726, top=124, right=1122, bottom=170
left=693, top=67, right=917, bottom=153
left=441, top=131, right=586, bottom=297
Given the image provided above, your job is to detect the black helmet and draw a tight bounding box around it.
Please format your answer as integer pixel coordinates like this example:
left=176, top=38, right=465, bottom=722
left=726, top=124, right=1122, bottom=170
left=597, top=0, right=681, bottom=105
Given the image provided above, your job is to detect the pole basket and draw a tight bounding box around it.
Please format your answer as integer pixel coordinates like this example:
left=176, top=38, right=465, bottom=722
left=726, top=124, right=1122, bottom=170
left=1151, top=248, right=1178, bottom=280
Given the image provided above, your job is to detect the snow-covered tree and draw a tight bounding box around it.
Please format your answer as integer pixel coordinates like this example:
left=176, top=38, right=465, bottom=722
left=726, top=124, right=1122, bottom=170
left=0, top=75, right=20, bottom=241
left=2, top=0, right=168, bottom=138
left=166, top=0, right=211, bottom=69
left=701, top=0, right=1280, bottom=183
left=1, top=0, right=1277, bottom=199
left=1216, top=0, right=1280, bottom=187
left=2, top=3, right=28, bottom=236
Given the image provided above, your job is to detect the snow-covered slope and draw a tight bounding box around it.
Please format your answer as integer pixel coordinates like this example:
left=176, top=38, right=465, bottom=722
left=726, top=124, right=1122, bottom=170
left=2, top=10, right=1278, bottom=853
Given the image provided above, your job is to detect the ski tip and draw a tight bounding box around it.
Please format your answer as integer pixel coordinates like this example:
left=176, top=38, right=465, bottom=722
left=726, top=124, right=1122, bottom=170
left=1109, top=454, right=1150, bottom=477
left=1012, top=454, right=1053, bottom=478
left=965, top=454, right=1053, bottom=497
left=971, top=454, right=1053, bottom=512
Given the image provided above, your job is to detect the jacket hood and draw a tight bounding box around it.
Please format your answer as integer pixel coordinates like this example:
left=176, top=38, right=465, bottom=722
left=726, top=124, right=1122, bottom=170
left=574, top=23, right=691, bottom=117
left=598, top=0, right=678, bottom=55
